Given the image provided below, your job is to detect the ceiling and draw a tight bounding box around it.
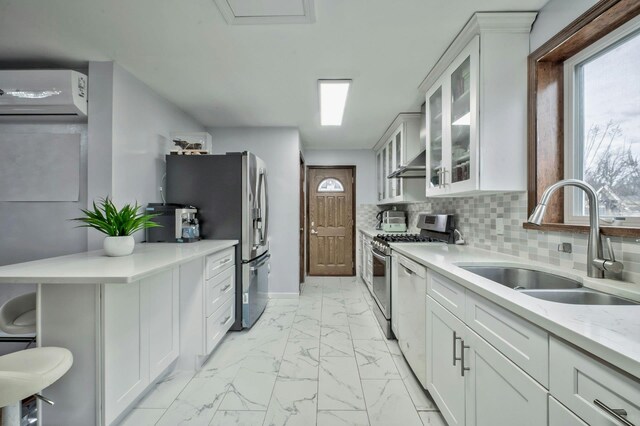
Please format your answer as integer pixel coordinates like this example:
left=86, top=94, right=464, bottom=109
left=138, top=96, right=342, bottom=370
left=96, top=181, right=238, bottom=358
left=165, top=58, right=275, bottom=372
left=0, top=0, right=548, bottom=149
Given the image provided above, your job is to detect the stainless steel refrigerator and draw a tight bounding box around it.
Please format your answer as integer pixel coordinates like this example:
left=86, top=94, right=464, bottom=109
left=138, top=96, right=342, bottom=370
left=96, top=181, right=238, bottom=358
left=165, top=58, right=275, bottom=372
left=166, top=151, right=269, bottom=329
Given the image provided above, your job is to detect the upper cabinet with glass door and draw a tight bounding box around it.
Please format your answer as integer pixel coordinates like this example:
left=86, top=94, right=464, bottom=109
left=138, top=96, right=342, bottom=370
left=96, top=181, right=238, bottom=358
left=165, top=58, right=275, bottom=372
left=374, top=113, right=425, bottom=205
left=421, top=12, right=537, bottom=197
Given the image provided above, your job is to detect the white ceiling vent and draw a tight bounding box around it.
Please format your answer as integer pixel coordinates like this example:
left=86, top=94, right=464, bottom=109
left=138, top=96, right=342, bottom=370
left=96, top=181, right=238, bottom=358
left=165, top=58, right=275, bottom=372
left=214, top=0, right=315, bottom=25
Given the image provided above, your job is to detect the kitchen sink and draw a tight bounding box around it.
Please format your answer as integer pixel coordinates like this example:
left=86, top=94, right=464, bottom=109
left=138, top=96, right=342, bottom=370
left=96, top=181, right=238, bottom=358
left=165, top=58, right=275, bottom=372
left=460, top=266, right=582, bottom=290
left=520, top=289, right=639, bottom=305
left=459, top=266, right=638, bottom=305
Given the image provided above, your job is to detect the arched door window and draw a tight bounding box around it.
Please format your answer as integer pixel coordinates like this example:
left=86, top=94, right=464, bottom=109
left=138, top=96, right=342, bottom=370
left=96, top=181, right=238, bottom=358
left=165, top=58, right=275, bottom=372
left=317, top=177, right=345, bottom=192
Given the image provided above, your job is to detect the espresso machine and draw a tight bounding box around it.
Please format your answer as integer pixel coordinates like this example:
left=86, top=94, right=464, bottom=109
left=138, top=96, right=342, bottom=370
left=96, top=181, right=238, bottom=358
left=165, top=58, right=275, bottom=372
left=145, top=203, right=200, bottom=243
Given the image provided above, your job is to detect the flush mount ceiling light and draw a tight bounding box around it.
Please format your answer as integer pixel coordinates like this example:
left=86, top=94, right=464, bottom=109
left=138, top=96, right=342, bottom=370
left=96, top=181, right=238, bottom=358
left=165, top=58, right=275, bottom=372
left=319, top=80, right=351, bottom=126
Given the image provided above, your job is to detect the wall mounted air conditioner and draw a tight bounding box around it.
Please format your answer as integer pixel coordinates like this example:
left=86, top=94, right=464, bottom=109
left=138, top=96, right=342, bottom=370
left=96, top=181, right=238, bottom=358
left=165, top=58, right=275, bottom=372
left=0, top=70, right=88, bottom=118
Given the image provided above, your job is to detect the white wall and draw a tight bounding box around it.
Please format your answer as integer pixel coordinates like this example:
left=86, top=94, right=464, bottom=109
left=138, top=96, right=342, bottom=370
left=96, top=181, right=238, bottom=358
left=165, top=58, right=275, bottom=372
left=530, top=0, right=598, bottom=51
left=87, top=62, right=204, bottom=246
left=207, top=127, right=301, bottom=296
left=303, top=149, right=377, bottom=205
left=111, top=64, right=204, bottom=238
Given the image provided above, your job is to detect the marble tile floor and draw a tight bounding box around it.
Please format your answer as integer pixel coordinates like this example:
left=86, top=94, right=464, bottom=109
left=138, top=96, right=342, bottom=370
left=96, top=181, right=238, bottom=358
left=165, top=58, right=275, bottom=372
left=119, top=276, right=447, bottom=426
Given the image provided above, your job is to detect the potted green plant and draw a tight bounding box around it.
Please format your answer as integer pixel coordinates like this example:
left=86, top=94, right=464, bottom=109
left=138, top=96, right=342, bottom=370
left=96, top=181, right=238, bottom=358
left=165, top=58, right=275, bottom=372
left=73, top=197, right=161, bottom=257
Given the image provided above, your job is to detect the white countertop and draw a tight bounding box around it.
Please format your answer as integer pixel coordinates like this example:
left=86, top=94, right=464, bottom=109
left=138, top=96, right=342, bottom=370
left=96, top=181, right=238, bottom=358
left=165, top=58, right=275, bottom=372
left=359, top=227, right=410, bottom=238
left=389, top=243, right=640, bottom=380
left=0, top=240, right=238, bottom=284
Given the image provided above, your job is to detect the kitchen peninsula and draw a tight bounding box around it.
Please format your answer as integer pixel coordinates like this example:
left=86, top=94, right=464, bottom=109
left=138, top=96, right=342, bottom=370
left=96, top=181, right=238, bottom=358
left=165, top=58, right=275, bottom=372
left=0, top=240, right=238, bottom=426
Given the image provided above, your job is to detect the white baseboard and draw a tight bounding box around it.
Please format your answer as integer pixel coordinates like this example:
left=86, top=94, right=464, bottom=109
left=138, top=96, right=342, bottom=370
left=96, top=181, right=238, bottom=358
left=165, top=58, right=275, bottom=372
left=268, top=292, right=300, bottom=299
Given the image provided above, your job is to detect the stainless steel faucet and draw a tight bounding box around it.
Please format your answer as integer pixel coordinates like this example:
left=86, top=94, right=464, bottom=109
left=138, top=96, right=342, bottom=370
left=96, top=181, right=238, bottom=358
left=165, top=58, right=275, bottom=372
left=527, top=179, right=623, bottom=278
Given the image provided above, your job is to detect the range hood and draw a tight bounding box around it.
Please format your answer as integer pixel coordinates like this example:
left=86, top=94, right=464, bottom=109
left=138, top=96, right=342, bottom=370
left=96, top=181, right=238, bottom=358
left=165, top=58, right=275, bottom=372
left=387, top=149, right=426, bottom=179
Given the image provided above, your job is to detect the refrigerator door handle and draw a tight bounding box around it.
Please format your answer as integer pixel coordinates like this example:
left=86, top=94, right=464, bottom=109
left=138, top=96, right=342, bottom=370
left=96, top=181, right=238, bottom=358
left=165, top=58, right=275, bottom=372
left=262, top=169, right=269, bottom=245
left=256, top=168, right=268, bottom=245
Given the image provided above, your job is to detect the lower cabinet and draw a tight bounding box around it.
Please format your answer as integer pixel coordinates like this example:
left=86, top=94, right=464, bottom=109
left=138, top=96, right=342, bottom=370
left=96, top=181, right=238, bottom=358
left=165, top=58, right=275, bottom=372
left=549, top=396, right=588, bottom=426
left=426, top=295, right=466, bottom=426
left=361, top=233, right=373, bottom=287
left=426, top=295, right=547, bottom=426
left=549, top=337, right=640, bottom=426
left=465, top=328, right=547, bottom=426
left=179, top=252, right=236, bottom=371
left=102, top=267, right=180, bottom=425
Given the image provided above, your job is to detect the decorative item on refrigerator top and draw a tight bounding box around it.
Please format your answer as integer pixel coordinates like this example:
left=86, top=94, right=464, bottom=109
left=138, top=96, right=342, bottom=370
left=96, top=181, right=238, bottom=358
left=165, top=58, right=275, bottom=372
left=145, top=203, right=200, bottom=243
left=382, top=210, right=407, bottom=233
left=169, top=132, right=212, bottom=155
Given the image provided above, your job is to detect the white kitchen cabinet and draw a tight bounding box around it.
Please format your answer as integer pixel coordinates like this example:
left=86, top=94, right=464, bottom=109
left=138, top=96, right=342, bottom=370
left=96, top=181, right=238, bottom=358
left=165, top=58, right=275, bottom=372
left=147, top=268, right=180, bottom=380
left=422, top=13, right=537, bottom=196
left=102, top=268, right=180, bottom=425
left=394, top=253, right=428, bottom=387
left=103, top=280, right=149, bottom=425
left=360, top=232, right=373, bottom=288
left=549, top=337, right=640, bottom=426
left=426, top=295, right=466, bottom=426
left=465, top=328, right=548, bottom=426
left=549, top=396, right=588, bottom=426
left=374, top=113, right=425, bottom=204
left=465, top=290, right=548, bottom=387
left=179, top=252, right=236, bottom=371
left=426, top=294, right=548, bottom=426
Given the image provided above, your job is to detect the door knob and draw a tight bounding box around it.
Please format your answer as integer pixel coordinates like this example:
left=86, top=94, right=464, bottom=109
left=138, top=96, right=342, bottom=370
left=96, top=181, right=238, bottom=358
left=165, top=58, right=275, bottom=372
left=311, top=229, right=318, bottom=235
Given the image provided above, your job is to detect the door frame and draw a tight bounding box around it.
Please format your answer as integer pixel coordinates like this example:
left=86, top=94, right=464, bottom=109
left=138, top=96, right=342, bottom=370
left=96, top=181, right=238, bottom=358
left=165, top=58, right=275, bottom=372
left=306, top=165, right=357, bottom=276
left=299, top=152, right=305, bottom=286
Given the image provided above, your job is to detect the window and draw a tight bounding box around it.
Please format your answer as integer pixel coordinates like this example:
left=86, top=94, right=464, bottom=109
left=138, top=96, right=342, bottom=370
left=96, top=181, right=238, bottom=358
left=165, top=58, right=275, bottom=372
left=317, top=178, right=344, bottom=192
left=564, top=15, right=640, bottom=225
left=527, top=0, right=640, bottom=237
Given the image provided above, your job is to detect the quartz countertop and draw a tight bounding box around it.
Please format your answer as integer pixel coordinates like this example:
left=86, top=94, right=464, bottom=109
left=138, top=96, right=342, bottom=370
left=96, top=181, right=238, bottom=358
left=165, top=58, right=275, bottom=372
left=0, top=240, right=238, bottom=284
left=358, top=227, right=410, bottom=238
left=389, top=243, right=640, bottom=380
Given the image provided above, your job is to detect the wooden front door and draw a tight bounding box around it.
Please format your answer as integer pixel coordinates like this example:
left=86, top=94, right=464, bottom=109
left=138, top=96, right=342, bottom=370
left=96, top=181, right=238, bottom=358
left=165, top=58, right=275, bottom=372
left=307, top=167, right=355, bottom=276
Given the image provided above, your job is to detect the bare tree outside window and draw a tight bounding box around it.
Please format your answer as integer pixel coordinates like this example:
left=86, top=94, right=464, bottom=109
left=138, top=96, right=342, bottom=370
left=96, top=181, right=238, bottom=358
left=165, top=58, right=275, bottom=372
left=574, top=28, right=640, bottom=218
left=583, top=121, right=640, bottom=216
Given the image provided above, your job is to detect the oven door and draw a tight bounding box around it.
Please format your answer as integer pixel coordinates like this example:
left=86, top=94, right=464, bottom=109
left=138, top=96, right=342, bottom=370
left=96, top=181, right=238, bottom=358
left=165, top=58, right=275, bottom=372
left=370, top=247, right=391, bottom=319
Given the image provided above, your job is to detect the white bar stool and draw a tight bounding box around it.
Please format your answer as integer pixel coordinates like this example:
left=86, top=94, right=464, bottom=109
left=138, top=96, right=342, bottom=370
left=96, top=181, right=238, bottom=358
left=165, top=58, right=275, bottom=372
left=0, top=293, right=36, bottom=347
left=0, top=347, right=73, bottom=426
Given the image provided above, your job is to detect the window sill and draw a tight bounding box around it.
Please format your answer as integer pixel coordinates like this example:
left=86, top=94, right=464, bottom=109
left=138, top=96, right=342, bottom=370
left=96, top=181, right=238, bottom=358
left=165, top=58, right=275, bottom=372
left=522, top=222, right=640, bottom=238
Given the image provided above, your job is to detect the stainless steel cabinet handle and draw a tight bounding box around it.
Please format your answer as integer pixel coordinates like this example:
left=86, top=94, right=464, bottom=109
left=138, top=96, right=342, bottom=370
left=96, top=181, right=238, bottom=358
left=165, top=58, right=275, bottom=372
left=460, top=339, right=470, bottom=376
left=220, top=284, right=232, bottom=293
left=453, top=331, right=462, bottom=366
left=220, top=315, right=231, bottom=325
left=594, top=399, right=634, bottom=426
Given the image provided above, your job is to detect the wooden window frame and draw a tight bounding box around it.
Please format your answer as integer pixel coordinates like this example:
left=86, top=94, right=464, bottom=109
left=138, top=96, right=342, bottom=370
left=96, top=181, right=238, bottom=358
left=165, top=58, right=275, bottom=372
left=525, top=0, right=640, bottom=237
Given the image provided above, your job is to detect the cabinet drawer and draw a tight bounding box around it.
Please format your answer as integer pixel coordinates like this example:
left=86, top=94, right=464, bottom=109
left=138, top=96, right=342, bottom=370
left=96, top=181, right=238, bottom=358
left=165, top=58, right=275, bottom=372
left=549, top=396, right=588, bottom=426
left=205, top=248, right=235, bottom=280
left=465, top=291, right=548, bottom=387
left=550, top=337, right=640, bottom=426
left=206, top=297, right=234, bottom=354
left=427, top=271, right=465, bottom=319
left=205, top=265, right=235, bottom=317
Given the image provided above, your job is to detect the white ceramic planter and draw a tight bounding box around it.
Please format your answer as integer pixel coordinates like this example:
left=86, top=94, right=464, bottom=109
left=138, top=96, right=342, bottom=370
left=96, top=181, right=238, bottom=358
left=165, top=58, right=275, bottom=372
left=103, top=236, right=135, bottom=257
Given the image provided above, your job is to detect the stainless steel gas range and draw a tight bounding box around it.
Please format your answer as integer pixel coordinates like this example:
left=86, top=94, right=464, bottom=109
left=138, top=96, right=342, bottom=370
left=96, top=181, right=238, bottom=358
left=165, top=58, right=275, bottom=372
left=368, top=214, right=458, bottom=338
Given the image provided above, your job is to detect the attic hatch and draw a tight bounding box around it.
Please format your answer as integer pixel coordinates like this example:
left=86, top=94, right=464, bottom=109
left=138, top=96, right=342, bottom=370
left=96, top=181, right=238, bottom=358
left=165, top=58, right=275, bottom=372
left=214, top=0, right=316, bottom=25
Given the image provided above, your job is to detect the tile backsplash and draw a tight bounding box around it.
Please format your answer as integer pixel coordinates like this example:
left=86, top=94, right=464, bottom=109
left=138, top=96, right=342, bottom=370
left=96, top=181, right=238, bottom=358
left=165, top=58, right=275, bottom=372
left=358, top=192, right=640, bottom=284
